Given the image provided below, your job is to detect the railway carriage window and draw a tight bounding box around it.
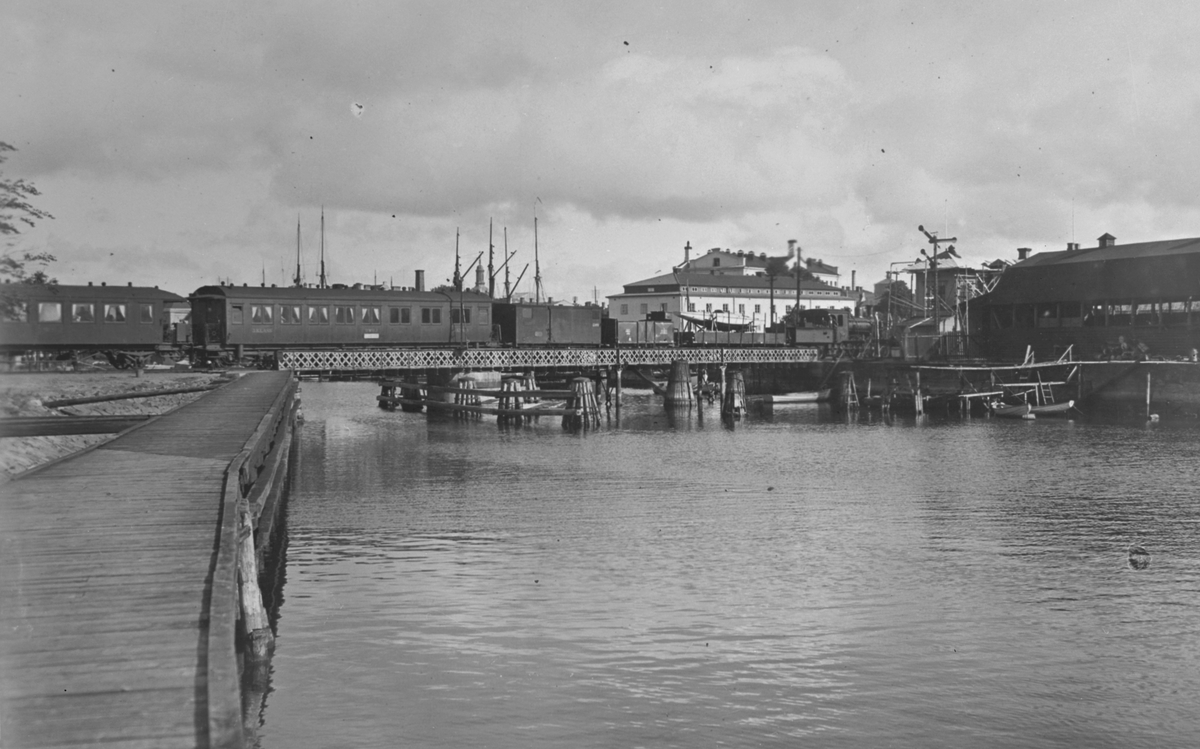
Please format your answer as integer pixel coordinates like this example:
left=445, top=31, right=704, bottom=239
left=476, top=307, right=487, bottom=325
left=104, top=304, right=126, bottom=322
left=230, top=305, right=244, bottom=324
left=335, top=305, right=354, bottom=324
left=140, top=304, right=155, bottom=323
left=450, top=308, right=471, bottom=324
left=251, top=304, right=273, bottom=324
left=280, top=305, right=301, bottom=324
left=432, top=308, right=441, bottom=324
left=421, top=307, right=431, bottom=323
left=400, top=307, right=412, bottom=324
left=38, top=302, right=62, bottom=323
left=3, top=301, right=28, bottom=322
left=72, top=303, right=95, bottom=323
left=361, top=306, right=381, bottom=324
left=307, top=305, right=329, bottom=324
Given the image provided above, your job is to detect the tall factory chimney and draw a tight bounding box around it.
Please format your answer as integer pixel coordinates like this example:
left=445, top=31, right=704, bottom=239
left=414, top=270, right=425, bottom=291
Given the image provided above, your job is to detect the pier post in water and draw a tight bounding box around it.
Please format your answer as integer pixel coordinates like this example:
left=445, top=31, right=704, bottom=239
left=563, top=376, right=602, bottom=430
left=722, top=369, right=746, bottom=419
left=664, top=359, right=694, bottom=408
left=237, top=500, right=273, bottom=659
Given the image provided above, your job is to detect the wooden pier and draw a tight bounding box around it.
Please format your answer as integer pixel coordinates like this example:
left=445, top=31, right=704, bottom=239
left=0, top=370, right=299, bottom=749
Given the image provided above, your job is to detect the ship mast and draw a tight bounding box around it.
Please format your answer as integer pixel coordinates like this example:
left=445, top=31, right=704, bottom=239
left=503, top=227, right=511, bottom=299
left=487, top=218, right=495, bottom=298
left=534, top=212, right=543, bottom=304
left=319, top=207, right=328, bottom=289
left=453, top=228, right=462, bottom=292
left=293, top=216, right=303, bottom=287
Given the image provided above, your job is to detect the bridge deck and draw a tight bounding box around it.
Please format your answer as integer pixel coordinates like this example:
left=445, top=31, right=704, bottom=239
left=1, top=371, right=294, bottom=749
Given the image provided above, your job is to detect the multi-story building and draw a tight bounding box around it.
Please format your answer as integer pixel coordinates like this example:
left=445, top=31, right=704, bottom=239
left=607, top=242, right=859, bottom=332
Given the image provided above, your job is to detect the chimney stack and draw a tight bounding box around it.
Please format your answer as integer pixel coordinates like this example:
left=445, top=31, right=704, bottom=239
left=414, top=269, right=425, bottom=292
left=684, top=241, right=692, bottom=265
left=787, top=239, right=797, bottom=255
left=1017, top=247, right=1032, bottom=261
left=475, top=265, right=485, bottom=291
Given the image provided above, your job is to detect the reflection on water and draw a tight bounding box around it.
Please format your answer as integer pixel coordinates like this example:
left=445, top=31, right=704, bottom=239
left=258, top=382, right=1200, bottom=749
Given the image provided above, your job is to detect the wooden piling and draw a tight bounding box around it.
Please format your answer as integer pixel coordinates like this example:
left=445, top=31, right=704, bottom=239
left=237, top=500, right=273, bottom=659
left=664, top=359, right=694, bottom=408
left=563, top=377, right=602, bottom=430
left=722, top=369, right=747, bottom=419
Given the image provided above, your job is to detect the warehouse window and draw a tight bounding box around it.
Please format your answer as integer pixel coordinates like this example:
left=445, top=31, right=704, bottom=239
left=754, top=304, right=761, bottom=313
left=738, top=304, right=745, bottom=314
left=639, top=303, right=648, bottom=315
left=620, top=304, right=629, bottom=315
left=140, top=304, right=155, bottom=323
left=705, top=303, right=712, bottom=312
left=251, top=304, right=273, bottom=324
left=104, top=304, right=126, bottom=322
left=280, top=305, right=301, bottom=324
left=334, top=305, right=354, bottom=324
left=307, top=305, right=329, bottom=324
left=687, top=302, right=696, bottom=312
left=72, top=303, right=95, bottom=323
left=38, top=302, right=62, bottom=323
left=361, top=306, right=381, bottom=324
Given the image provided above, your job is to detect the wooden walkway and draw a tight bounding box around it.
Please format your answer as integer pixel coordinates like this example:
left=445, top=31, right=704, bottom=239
left=0, top=371, right=296, bottom=749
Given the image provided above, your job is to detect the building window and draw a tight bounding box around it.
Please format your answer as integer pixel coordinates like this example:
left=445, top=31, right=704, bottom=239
left=620, top=304, right=629, bottom=315
left=361, top=306, right=381, bottom=324
left=713, top=258, right=721, bottom=267
left=721, top=303, right=729, bottom=312
left=140, top=304, right=155, bottom=323
left=104, top=304, right=126, bottom=322
left=705, top=303, right=712, bottom=312
left=72, top=303, right=95, bottom=323
left=308, top=306, right=329, bottom=324
left=280, top=305, right=302, bottom=324
left=754, top=304, right=761, bottom=313
left=639, top=303, right=648, bottom=315
left=738, top=304, right=745, bottom=314
left=687, top=302, right=696, bottom=312
left=660, top=303, right=668, bottom=312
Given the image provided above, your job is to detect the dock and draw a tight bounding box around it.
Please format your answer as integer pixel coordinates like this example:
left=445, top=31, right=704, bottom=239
left=0, top=370, right=299, bottom=749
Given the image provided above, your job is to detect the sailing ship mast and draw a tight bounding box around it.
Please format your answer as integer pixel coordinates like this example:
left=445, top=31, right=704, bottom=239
left=293, top=216, right=303, bottom=287
left=487, top=219, right=495, bottom=298
left=503, top=228, right=511, bottom=299
left=452, top=228, right=462, bottom=292
left=319, top=207, right=328, bottom=289
left=533, top=212, right=543, bottom=304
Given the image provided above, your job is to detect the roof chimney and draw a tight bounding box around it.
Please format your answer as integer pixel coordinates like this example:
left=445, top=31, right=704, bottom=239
left=1066, top=242, right=1080, bottom=251
left=1017, top=247, right=1032, bottom=261
left=475, top=264, right=485, bottom=291
left=788, top=239, right=797, bottom=255
left=684, top=241, right=692, bottom=265
left=414, top=269, right=425, bottom=292
left=1098, top=233, right=1116, bottom=248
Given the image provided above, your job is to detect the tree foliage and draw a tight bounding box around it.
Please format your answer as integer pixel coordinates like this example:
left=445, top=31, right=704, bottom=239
left=1, top=141, right=56, bottom=285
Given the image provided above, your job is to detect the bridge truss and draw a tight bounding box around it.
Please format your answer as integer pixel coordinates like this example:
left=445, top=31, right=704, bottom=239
left=280, top=346, right=820, bottom=372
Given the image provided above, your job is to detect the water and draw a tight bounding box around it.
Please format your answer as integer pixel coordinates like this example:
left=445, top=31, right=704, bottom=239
left=255, top=382, right=1200, bottom=748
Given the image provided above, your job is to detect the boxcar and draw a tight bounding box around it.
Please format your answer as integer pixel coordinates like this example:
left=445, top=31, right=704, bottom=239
left=493, top=303, right=602, bottom=346
left=0, top=282, right=184, bottom=353
left=189, top=284, right=496, bottom=362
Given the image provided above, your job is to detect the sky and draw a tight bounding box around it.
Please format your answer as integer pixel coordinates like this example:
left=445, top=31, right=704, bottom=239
left=4, top=0, right=1200, bottom=304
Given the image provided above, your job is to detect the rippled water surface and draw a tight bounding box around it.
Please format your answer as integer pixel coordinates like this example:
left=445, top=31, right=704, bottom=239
left=256, top=381, right=1200, bottom=748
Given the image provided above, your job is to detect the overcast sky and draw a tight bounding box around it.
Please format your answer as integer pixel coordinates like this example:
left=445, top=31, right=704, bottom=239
left=4, top=1, right=1199, bottom=303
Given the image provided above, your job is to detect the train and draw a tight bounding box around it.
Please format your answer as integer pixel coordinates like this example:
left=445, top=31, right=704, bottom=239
left=1, top=280, right=872, bottom=369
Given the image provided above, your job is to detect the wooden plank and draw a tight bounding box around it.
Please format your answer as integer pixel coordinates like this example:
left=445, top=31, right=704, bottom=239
left=41, top=384, right=219, bottom=408
left=0, top=415, right=152, bottom=437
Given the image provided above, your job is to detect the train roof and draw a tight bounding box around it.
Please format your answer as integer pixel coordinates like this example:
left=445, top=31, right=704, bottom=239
left=0, top=282, right=186, bottom=302
left=190, top=284, right=495, bottom=304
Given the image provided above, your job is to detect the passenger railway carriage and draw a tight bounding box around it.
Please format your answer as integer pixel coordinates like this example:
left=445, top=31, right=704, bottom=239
left=189, top=284, right=497, bottom=364
left=0, top=283, right=186, bottom=366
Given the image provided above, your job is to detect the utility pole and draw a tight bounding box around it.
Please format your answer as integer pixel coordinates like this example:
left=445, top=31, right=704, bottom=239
left=918, top=224, right=957, bottom=358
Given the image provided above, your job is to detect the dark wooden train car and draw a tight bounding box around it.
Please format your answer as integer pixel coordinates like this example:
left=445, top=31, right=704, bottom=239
left=493, top=302, right=602, bottom=345
left=190, top=284, right=495, bottom=362
left=0, top=282, right=184, bottom=353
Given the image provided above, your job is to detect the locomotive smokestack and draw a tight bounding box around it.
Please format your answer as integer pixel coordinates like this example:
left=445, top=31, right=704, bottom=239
left=414, top=270, right=425, bottom=292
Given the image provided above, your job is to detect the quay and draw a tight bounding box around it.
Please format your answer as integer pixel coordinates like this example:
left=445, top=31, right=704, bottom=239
left=0, top=370, right=299, bottom=749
